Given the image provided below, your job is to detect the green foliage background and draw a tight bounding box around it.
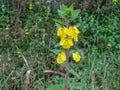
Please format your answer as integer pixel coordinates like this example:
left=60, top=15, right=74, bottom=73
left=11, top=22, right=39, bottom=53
left=0, top=0, right=120, bottom=90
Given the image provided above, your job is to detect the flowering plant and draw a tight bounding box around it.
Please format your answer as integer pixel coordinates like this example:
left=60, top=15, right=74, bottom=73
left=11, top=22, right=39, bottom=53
left=54, top=5, right=81, bottom=90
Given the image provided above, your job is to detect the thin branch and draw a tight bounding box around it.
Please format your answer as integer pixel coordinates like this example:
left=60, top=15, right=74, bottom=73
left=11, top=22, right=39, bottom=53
left=44, top=70, right=66, bottom=77
left=22, top=54, right=30, bottom=69
left=65, top=49, right=69, bottom=90
left=25, top=70, right=31, bottom=90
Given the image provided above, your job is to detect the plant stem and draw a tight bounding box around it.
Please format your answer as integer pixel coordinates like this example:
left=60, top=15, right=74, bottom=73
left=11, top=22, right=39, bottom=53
left=65, top=49, right=69, bottom=90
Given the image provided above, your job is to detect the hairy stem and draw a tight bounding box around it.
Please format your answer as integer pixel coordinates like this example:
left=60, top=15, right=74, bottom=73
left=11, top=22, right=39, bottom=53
left=65, top=49, right=69, bottom=90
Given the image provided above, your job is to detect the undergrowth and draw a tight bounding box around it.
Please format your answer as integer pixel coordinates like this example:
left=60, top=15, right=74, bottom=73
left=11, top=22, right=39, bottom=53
left=0, top=0, right=120, bottom=90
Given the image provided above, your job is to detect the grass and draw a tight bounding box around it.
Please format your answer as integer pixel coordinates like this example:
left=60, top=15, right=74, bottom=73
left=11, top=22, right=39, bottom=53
left=0, top=47, right=119, bottom=90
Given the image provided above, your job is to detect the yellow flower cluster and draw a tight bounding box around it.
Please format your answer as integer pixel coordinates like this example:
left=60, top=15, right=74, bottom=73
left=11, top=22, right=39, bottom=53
left=112, top=0, right=117, bottom=4
left=29, top=2, right=33, bottom=10
left=25, top=29, right=30, bottom=35
left=57, top=26, right=80, bottom=49
left=5, top=27, right=10, bottom=31
left=107, top=43, right=112, bottom=47
left=57, top=51, right=81, bottom=64
left=17, top=52, right=22, bottom=58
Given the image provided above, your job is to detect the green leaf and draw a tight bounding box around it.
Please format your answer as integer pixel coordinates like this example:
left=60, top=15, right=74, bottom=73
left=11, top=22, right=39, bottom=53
left=53, top=19, right=65, bottom=25
left=58, top=9, right=66, bottom=18
left=69, top=83, right=84, bottom=90
left=58, top=4, right=72, bottom=18
left=46, top=84, right=62, bottom=90
left=54, top=43, right=60, bottom=48
left=50, top=49, right=63, bottom=54
left=71, top=10, right=80, bottom=20
left=58, top=4, right=68, bottom=18
left=69, top=50, right=76, bottom=55
left=68, top=5, right=74, bottom=11
left=55, top=23, right=61, bottom=28
left=69, top=69, right=80, bottom=79
left=115, top=44, right=120, bottom=49
left=60, top=4, right=67, bottom=11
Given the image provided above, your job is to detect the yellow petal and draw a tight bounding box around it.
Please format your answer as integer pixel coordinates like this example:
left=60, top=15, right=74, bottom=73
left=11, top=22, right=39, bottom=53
left=5, top=27, right=10, bottom=31
left=60, top=38, right=65, bottom=46
left=60, top=38, right=73, bottom=49
left=61, top=52, right=66, bottom=61
left=29, top=2, right=33, bottom=10
left=68, top=26, right=80, bottom=42
left=107, top=43, right=112, bottom=47
left=64, top=27, right=69, bottom=35
left=18, top=55, right=22, bottom=58
left=73, top=26, right=80, bottom=34
left=25, top=32, right=29, bottom=35
left=73, top=35, right=78, bottom=42
left=17, top=52, right=22, bottom=58
left=112, top=0, right=117, bottom=4
left=57, top=27, right=63, bottom=36
left=17, top=52, right=21, bottom=54
left=68, top=38, right=73, bottom=46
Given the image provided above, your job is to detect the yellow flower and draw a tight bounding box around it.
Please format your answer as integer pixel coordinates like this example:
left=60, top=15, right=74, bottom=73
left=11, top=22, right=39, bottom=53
left=57, top=27, right=64, bottom=36
left=60, top=37, right=73, bottom=49
left=57, top=27, right=69, bottom=38
left=5, top=27, right=10, bottom=31
left=25, top=29, right=30, bottom=35
left=107, top=43, right=112, bottom=47
left=69, top=26, right=80, bottom=42
left=112, top=0, right=117, bottom=4
left=57, top=52, right=66, bottom=64
left=29, top=2, right=33, bottom=10
left=17, top=52, right=22, bottom=58
left=72, top=52, right=81, bottom=62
